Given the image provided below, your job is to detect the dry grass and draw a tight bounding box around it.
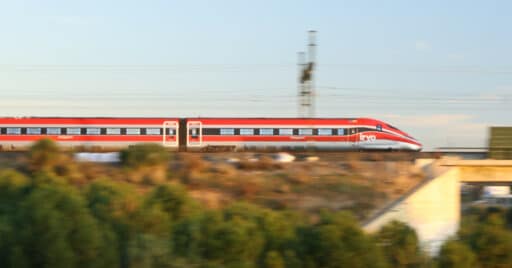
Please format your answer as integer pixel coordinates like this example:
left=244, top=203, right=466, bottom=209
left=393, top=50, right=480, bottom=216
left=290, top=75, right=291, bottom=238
left=209, top=163, right=238, bottom=177
left=1, top=151, right=428, bottom=219
left=121, top=155, right=424, bottom=218
left=237, top=156, right=283, bottom=171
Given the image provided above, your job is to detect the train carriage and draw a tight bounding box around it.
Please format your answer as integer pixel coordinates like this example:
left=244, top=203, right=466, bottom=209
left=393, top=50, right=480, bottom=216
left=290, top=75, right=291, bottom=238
left=0, top=117, right=421, bottom=151
left=0, top=117, right=180, bottom=151
left=185, top=117, right=421, bottom=151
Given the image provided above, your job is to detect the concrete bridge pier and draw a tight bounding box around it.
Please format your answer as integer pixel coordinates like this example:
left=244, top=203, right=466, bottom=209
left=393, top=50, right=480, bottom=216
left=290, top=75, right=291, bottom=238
left=363, top=161, right=460, bottom=255
left=364, top=159, right=512, bottom=255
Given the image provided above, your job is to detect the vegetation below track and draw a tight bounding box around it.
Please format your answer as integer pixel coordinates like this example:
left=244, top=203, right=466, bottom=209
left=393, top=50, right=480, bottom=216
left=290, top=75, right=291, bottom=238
left=0, top=139, right=501, bottom=268
left=0, top=145, right=427, bottom=219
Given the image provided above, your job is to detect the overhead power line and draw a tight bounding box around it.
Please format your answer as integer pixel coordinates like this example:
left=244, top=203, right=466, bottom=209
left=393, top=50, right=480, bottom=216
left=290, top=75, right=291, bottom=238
left=0, top=64, right=510, bottom=74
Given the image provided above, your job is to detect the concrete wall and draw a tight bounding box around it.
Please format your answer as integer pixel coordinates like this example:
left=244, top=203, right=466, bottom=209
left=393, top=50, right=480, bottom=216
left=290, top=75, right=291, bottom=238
left=363, top=160, right=512, bottom=256
left=364, top=168, right=460, bottom=255
left=459, top=166, right=512, bottom=183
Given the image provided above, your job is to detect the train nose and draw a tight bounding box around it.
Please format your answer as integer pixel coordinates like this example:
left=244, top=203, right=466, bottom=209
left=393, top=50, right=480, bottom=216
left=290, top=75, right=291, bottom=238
left=409, top=142, right=422, bottom=151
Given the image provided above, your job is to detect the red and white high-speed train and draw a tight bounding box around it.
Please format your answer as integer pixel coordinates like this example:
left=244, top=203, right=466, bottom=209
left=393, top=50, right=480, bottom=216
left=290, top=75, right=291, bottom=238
left=0, top=117, right=422, bottom=151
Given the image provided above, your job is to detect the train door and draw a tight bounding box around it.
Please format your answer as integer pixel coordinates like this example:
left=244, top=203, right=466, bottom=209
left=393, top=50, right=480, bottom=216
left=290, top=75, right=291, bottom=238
left=306, top=125, right=315, bottom=151
left=187, top=121, right=202, bottom=147
left=162, top=121, right=178, bottom=147
left=349, top=128, right=358, bottom=148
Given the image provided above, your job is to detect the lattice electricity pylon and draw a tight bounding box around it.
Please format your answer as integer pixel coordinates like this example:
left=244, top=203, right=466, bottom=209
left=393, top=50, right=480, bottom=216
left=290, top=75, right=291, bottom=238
left=297, top=31, right=316, bottom=118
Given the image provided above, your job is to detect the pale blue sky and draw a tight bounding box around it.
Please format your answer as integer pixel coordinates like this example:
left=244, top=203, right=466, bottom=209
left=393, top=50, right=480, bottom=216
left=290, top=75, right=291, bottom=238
left=0, top=0, right=511, bottom=149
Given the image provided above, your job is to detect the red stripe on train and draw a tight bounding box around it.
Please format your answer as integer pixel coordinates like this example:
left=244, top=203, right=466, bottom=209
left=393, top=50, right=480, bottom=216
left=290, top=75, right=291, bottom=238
left=0, top=135, right=175, bottom=142
left=0, top=118, right=178, bottom=125
left=187, top=118, right=376, bottom=125
left=189, top=132, right=417, bottom=144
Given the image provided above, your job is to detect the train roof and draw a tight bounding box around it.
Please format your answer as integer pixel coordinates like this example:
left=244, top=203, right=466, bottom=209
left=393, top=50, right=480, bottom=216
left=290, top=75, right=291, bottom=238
left=0, top=116, right=368, bottom=119
left=0, top=116, right=179, bottom=119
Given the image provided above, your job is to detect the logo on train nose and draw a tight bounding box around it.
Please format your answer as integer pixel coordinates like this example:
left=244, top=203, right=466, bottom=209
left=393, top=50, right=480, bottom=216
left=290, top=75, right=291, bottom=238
left=359, top=133, right=376, bottom=142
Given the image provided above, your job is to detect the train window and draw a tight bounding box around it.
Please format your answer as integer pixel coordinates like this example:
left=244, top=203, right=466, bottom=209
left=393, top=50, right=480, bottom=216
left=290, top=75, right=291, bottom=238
left=6, top=128, right=21, bottom=135
left=279, top=128, right=293, bottom=136
left=240, top=128, right=254, bottom=135
left=47, top=128, right=62, bottom=135
left=259, top=128, right=274, bottom=135
left=190, top=128, right=199, bottom=137
left=317, top=128, right=333, bottom=136
left=86, top=128, right=101, bottom=135
left=146, top=128, right=161, bottom=135
left=298, top=129, right=313, bottom=135
left=27, top=128, right=41, bottom=135
left=338, top=128, right=345, bottom=135
left=106, top=128, right=121, bottom=135
left=126, top=128, right=141, bottom=135
left=66, top=128, right=81, bottom=135
left=376, top=124, right=382, bottom=132
left=167, top=128, right=175, bottom=135
left=220, top=128, right=235, bottom=135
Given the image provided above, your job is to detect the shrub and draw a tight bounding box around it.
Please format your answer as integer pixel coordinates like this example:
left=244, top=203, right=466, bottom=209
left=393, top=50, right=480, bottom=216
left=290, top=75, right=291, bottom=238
left=120, top=144, right=170, bottom=169
left=264, top=251, right=285, bottom=268
left=28, top=138, right=63, bottom=172
left=376, top=221, right=426, bottom=268
left=438, top=239, right=476, bottom=268
left=298, top=211, right=388, bottom=268
left=180, top=154, right=207, bottom=173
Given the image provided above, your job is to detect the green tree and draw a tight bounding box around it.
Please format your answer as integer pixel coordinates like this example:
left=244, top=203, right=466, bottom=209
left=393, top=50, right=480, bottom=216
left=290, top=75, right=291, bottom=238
left=172, top=213, right=205, bottom=261
left=14, top=183, right=115, bottom=268
left=282, top=250, right=302, bottom=268
left=221, top=203, right=302, bottom=267
left=297, top=211, right=388, bottom=268
left=0, top=170, right=30, bottom=268
left=173, top=206, right=266, bottom=267
left=127, top=233, right=173, bottom=268
left=264, top=251, right=285, bottom=268
left=0, top=216, right=17, bottom=268
left=461, top=216, right=512, bottom=268
left=86, top=179, right=141, bottom=268
left=204, top=212, right=264, bottom=266
left=438, top=239, right=477, bottom=268
left=134, top=203, right=171, bottom=236
left=0, top=169, right=30, bottom=213
left=376, top=221, right=425, bottom=268
left=144, top=183, right=198, bottom=222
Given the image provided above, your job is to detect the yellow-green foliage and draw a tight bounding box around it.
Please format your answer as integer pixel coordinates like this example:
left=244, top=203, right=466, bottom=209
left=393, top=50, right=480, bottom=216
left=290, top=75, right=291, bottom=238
left=120, top=143, right=170, bottom=169
left=0, top=161, right=506, bottom=268
left=438, top=239, right=476, bottom=268
left=28, top=138, right=62, bottom=172
left=0, top=145, right=504, bottom=267
left=376, top=221, right=427, bottom=268
left=120, top=144, right=171, bottom=184
left=0, top=163, right=398, bottom=268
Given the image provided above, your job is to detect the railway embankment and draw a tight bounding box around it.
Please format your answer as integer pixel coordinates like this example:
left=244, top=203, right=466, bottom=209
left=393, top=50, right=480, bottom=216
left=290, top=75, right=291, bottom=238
left=0, top=148, right=428, bottom=220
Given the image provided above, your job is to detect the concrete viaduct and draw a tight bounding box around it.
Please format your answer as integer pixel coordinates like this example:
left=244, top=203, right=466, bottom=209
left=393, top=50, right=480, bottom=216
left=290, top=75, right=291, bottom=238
left=363, top=158, right=512, bottom=255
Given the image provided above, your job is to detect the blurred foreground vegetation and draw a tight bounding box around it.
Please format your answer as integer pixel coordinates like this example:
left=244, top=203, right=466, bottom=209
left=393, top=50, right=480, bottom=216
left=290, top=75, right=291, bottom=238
left=0, top=139, right=510, bottom=267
